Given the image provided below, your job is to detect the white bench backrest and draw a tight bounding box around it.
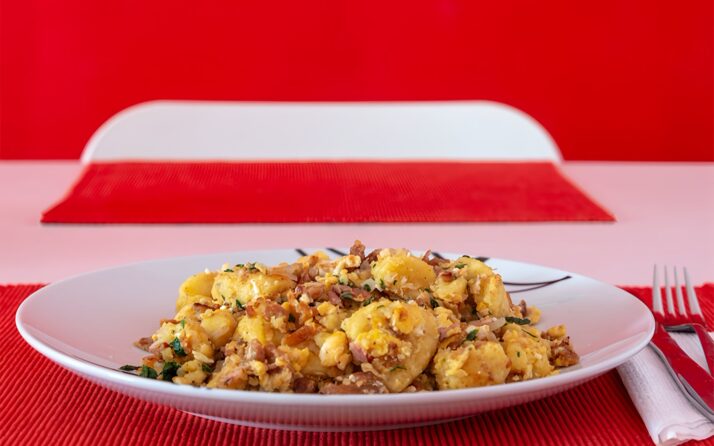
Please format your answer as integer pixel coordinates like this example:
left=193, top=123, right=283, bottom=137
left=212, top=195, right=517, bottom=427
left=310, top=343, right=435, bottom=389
left=82, top=100, right=561, bottom=163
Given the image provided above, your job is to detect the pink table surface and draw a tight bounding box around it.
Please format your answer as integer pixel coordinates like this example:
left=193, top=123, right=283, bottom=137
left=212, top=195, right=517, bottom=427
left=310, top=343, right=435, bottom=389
left=1, top=161, right=712, bottom=285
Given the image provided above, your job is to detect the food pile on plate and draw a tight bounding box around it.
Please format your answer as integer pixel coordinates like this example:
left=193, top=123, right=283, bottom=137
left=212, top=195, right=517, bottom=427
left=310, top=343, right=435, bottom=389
left=126, top=241, right=578, bottom=394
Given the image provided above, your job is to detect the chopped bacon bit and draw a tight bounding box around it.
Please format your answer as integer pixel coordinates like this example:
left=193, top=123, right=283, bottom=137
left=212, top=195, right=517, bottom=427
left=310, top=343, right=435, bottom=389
left=297, top=282, right=324, bottom=299
left=159, top=318, right=179, bottom=325
left=518, top=299, right=528, bottom=318
left=133, top=337, right=153, bottom=352
left=364, top=249, right=381, bottom=264
left=263, top=300, right=288, bottom=319
left=548, top=336, right=580, bottom=367
left=327, top=290, right=341, bottom=306
left=349, top=240, right=366, bottom=260
left=222, top=341, right=243, bottom=357
left=293, top=377, right=318, bottom=394
left=421, top=250, right=445, bottom=266
left=263, top=343, right=279, bottom=363
left=283, top=325, right=317, bottom=346
left=268, top=262, right=302, bottom=281
left=246, top=339, right=265, bottom=362
left=439, top=271, right=454, bottom=282
left=148, top=341, right=169, bottom=356
left=438, top=323, right=460, bottom=341
left=331, top=284, right=370, bottom=302
left=246, top=305, right=257, bottom=317
left=320, top=372, right=389, bottom=394
left=349, top=342, right=370, bottom=364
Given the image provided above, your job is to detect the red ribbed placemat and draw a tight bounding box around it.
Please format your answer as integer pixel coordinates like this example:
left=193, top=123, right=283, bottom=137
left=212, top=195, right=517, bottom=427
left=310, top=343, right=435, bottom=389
left=41, top=161, right=614, bottom=223
left=5, top=284, right=712, bottom=445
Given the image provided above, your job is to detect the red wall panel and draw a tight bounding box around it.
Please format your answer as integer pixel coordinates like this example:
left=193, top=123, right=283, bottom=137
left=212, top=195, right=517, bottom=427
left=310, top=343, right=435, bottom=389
left=1, top=0, right=712, bottom=160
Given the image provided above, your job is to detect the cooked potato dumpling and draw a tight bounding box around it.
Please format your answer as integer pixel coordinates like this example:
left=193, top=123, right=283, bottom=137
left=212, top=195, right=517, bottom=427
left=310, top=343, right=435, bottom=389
left=200, top=308, right=237, bottom=348
left=177, top=272, right=216, bottom=310
left=371, top=250, right=436, bottom=297
left=342, top=299, right=438, bottom=392
left=474, top=274, right=513, bottom=318
left=212, top=268, right=294, bottom=307
left=432, top=341, right=511, bottom=389
left=432, top=276, right=468, bottom=304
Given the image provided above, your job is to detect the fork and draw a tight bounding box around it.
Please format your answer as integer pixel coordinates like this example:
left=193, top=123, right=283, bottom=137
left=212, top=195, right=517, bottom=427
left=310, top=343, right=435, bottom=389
left=653, top=265, right=714, bottom=374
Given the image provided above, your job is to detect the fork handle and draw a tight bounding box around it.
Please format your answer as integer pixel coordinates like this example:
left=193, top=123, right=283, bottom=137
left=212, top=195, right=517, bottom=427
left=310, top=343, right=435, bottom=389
left=692, top=323, right=714, bottom=375
left=650, top=325, right=714, bottom=414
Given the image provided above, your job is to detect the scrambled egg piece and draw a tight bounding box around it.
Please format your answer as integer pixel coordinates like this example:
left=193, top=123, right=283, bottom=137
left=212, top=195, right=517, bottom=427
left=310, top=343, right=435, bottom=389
left=501, top=324, right=553, bottom=380
left=132, top=241, right=578, bottom=394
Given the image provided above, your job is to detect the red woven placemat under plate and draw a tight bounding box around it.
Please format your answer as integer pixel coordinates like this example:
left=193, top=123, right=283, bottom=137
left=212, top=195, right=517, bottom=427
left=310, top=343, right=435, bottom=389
left=41, top=161, right=615, bottom=223
left=5, top=284, right=712, bottom=445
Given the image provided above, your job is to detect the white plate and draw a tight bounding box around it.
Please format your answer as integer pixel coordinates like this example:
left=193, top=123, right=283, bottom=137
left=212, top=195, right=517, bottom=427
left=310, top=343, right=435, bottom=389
left=16, top=248, right=654, bottom=431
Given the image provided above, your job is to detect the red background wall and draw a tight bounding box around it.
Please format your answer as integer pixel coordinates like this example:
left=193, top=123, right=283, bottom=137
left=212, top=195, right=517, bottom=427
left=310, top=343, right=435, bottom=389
left=1, top=0, right=712, bottom=160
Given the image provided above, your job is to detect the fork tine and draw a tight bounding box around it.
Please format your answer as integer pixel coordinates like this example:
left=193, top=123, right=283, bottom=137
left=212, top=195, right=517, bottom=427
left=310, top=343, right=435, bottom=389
left=684, top=267, right=704, bottom=317
left=652, top=265, right=663, bottom=315
left=674, top=267, right=687, bottom=315
left=664, top=265, right=676, bottom=316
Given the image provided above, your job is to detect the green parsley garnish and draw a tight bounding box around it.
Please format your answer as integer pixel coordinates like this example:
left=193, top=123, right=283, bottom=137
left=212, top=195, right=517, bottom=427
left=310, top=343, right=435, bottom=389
left=379, top=279, right=386, bottom=289
left=223, top=268, right=234, bottom=273
left=235, top=299, right=245, bottom=310
left=517, top=351, right=521, bottom=357
left=139, top=365, right=158, bottom=379
left=201, top=363, right=213, bottom=373
left=466, top=329, right=478, bottom=341
left=363, top=284, right=371, bottom=291
left=505, top=316, right=531, bottom=325
left=389, top=365, right=406, bottom=372
left=521, top=328, right=538, bottom=338
left=171, top=337, right=187, bottom=357
left=119, top=364, right=139, bottom=371
left=161, top=361, right=180, bottom=381
left=180, top=319, right=186, bottom=329
left=362, top=295, right=374, bottom=307
left=454, top=263, right=466, bottom=269
left=430, top=297, right=440, bottom=309
left=340, top=292, right=354, bottom=300
left=235, top=264, right=244, bottom=268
